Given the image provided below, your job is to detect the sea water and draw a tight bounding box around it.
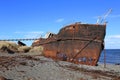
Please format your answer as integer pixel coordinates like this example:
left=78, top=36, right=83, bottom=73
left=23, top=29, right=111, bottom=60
left=99, top=49, right=120, bottom=64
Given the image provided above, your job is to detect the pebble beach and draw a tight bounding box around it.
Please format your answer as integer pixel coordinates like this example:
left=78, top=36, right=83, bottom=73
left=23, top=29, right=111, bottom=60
left=0, top=52, right=120, bottom=80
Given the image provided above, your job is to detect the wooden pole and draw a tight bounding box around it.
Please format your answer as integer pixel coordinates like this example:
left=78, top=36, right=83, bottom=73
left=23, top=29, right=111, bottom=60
left=104, top=42, right=106, bottom=68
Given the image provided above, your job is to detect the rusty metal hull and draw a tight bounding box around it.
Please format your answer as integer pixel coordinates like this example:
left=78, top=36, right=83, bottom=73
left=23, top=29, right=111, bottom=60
left=32, top=23, right=106, bottom=66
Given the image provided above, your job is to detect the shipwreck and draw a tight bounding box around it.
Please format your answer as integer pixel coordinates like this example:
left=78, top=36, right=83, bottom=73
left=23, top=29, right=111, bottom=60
left=32, top=22, right=106, bottom=66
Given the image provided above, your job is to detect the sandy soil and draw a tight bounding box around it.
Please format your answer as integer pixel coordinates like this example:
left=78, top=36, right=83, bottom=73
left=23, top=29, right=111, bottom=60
left=0, top=53, right=120, bottom=80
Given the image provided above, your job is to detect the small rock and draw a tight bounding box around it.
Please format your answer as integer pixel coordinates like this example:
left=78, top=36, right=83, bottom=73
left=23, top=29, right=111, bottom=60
left=0, top=76, right=6, bottom=80
left=28, top=77, right=36, bottom=80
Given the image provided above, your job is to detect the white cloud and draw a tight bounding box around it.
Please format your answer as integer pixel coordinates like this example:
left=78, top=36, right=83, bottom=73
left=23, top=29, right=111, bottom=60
left=14, top=31, right=44, bottom=38
left=106, top=35, right=120, bottom=39
left=15, top=31, right=44, bottom=34
left=105, top=35, right=120, bottom=49
left=108, top=14, right=120, bottom=18
left=0, top=35, right=15, bottom=39
left=94, top=14, right=120, bottom=19
left=56, top=18, right=64, bottom=23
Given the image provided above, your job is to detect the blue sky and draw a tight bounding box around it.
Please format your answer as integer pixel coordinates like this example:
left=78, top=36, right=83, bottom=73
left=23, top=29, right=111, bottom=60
left=0, top=0, right=120, bottom=49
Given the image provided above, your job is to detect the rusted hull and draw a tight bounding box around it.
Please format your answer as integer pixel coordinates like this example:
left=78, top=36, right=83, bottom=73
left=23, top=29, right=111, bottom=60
left=32, top=23, right=106, bottom=66
left=43, top=39, right=103, bottom=66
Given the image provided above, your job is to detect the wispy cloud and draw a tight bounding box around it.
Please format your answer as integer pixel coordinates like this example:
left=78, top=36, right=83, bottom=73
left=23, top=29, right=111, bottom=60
left=0, top=35, right=10, bottom=39
left=15, top=31, right=44, bottom=34
left=56, top=18, right=64, bottom=23
left=108, top=14, right=120, bottom=18
left=15, top=31, right=44, bottom=38
left=105, top=35, right=120, bottom=49
left=106, top=35, right=120, bottom=39
left=94, top=14, right=120, bottom=19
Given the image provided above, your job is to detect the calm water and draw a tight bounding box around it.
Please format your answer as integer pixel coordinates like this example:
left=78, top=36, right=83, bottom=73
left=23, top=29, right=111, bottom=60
left=99, top=49, right=120, bottom=64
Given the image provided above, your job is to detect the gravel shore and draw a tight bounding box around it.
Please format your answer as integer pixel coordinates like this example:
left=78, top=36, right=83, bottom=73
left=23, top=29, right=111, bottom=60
left=0, top=53, right=120, bottom=80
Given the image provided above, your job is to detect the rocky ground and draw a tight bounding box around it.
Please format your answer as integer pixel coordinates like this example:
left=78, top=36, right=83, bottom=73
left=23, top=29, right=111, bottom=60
left=0, top=41, right=120, bottom=80
left=0, top=52, right=120, bottom=80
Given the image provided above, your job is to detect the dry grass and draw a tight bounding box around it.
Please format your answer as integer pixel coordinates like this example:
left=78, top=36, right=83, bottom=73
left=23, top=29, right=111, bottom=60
left=18, top=46, right=31, bottom=53
left=0, top=41, right=18, bottom=49
left=29, top=46, right=43, bottom=55
left=0, top=41, right=44, bottom=54
left=0, top=41, right=18, bottom=53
